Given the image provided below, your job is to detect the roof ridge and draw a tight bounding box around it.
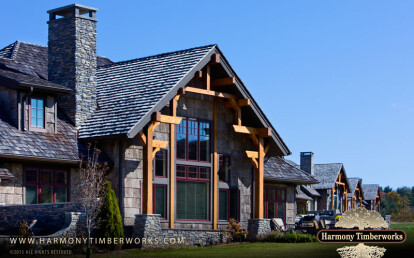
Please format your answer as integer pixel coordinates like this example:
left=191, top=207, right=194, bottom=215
left=314, top=163, right=343, bottom=165
left=99, top=44, right=217, bottom=69
left=15, top=40, right=46, bottom=48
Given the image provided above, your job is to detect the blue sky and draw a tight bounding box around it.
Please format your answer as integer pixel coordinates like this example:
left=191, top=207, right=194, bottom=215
left=1, top=1, right=413, bottom=189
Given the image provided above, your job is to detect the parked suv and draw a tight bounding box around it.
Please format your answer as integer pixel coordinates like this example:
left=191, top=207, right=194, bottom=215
left=296, top=209, right=342, bottom=233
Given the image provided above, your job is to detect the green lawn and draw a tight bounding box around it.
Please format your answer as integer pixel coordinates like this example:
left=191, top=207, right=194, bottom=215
left=120, top=223, right=414, bottom=258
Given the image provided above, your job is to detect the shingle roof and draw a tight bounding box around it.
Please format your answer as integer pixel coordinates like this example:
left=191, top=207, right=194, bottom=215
left=363, top=184, right=380, bottom=201
left=296, top=187, right=313, bottom=200
left=264, top=157, right=318, bottom=185
left=0, top=41, right=113, bottom=79
left=0, top=68, right=71, bottom=93
left=0, top=163, right=14, bottom=179
left=312, top=163, right=347, bottom=190
left=0, top=108, right=80, bottom=162
left=78, top=45, right=215, bottom=138
left=347, top=177, right=362, bottom=197
left=301, top=185, right=321, bottom=197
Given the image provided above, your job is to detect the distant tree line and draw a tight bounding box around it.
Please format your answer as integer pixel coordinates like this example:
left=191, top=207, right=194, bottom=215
left=380, top=186, right=414, bottom=221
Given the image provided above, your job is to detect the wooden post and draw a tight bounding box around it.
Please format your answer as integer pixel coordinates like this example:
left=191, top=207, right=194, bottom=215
left=344, top=188, right=347, bottom=211
left=205, top=66, right=211, bottom=91
left=213, top=98, right=218, bottom=229
left=254, top=137, right=265, bottom=218
left=169, top=95, right=180, bottom=229
left=143, top=121, right=159, bottom=214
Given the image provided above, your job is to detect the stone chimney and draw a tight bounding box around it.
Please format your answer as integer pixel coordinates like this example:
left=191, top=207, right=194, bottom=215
left=300, top=152, right=314, bottom=176
left=47, top=4, right=98, bottom=127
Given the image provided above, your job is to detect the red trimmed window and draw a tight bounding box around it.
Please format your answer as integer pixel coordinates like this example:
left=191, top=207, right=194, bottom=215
left=176, top=119, right=210, bottom=162
left=25, top=168, right=68, bottom=204
left=218, top=155, right=231, bottom=182
left=153, top=184, right=167, bottom=219
left=176, top=165, right=210, bottom=220
left=30, top=97, right=45, bottom=128
left=219, top=189, right=239, bottom=221
left=264, top=187, right=286, bottom=222
left=154, top=149, right=167, bottom=177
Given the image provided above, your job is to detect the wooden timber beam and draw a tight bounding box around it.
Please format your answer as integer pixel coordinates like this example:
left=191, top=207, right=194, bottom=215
left=264, top=143, right=271, bottom=155
left=205, top=66, right=211, bottom=91
left=245, top=150, right=258, bottom=159
left=209, top=53, right=220, bottom=65
left=152, top=112, right=183, bottom=125
left=185, top=87, right=237, bottom=100
left=152, top=140, right=168, bottom=158
left=142, top=121, right=160, bottom=214
left=233, top=125, right=272, bottom=137
left=249, top=134, right=259, bottom=147
left=213, top=98, right=218, bottom=230
left=138, top=131, right=146, bottom=146
left=238, top=99, right=250, bottom=107
left=335, top=182, right=345, bottom=185
left=254, top=137, right=265, bottom=218
left=194, top=70, right=202, bottom=79
left=211, top=77, right=235, bottom=87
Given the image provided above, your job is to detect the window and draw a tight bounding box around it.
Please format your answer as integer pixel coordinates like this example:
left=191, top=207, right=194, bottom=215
left=154, top=149, right=167, bottom=177
left=153, top=185, right=167, bottom=219
left=30, top=97, right=45, bottom=128
left=219, top=155, right=231, bottom=182
left=25, top=168, right=68, bottom=204
left=264, top=187, right=286, bottom=222
left=176, top=119, right=210, bottom=162
left=176, top=165, right=210, bottom=220
left=219, top=189, right=239, bottom=221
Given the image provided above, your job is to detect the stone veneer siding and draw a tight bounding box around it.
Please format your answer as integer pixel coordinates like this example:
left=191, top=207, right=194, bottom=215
left=247, top=219, right=271, bottom=240
left=0, top=163, right=23, bottom=205
left=48, top=15, right=97, bottom=127
left=133, top=214, right=229, bottom=248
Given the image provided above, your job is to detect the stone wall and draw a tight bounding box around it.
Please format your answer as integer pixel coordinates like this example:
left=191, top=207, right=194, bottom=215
left=0, top=203, right=80, bottom=235
left=247, top=219, right=271, bottom=240
left=133, top=214, right=229, bottom=249
left=0, top=163, right=23, bottom=205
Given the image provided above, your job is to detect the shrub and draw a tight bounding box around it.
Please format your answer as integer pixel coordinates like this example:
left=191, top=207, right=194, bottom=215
left=259, top=231, right=317, bottom=243
left=227, top=218, right=248, bottom=242
left=97, top=181, right=124, bottom=250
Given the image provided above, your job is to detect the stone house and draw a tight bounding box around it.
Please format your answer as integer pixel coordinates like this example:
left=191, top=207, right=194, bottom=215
left=362, top=184, right=381, bottom=212
left=346, top=177, right=364, bottom=210
left=290, top=152, right=351, bottom=213
left=0, top=4, right=317, bottom=241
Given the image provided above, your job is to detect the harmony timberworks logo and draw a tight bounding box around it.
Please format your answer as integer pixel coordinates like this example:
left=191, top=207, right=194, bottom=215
left=317, top=207, right=406, bottom=258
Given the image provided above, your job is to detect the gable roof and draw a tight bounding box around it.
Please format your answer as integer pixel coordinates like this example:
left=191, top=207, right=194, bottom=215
left=264, top=157, right=318, bottom=184
left=79, top=44, right=215, bottom=138
left=78, top=44, right=290, bottom=156
left=312, top=163, right=349, bottom=190
left=363, top=184, right=380, bottom=201
left=296, top=186, right=313, bottom=200
left=347, top=177, right=363, bottom=197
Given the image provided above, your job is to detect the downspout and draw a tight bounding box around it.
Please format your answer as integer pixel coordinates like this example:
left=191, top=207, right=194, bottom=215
left=21, top=87, right=33, bottom=131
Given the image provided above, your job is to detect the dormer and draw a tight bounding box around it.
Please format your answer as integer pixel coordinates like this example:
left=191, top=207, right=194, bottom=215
left=0, top=69, right=72, bottom=133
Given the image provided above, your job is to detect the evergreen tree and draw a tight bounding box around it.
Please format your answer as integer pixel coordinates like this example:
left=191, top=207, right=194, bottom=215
left=97, top=181, right=124, bottom=250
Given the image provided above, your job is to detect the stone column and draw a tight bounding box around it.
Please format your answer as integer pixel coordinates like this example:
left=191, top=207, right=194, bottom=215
left=247, top=218, right=271, bottom=241
left=133, top=214, right=162, bottom=248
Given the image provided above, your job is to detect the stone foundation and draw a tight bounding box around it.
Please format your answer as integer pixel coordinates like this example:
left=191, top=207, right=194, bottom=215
left=133, top=214, right=230, bottom=248
left=247, top=219, right=271, bottom=240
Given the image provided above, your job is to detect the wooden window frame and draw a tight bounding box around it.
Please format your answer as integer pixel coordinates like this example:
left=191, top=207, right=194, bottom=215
left=264, top=187, right=286, bottom=223
left=176, top=118, right=211, bottom=163
left=29, top=96, right=46, bottom=129
left=24, top=168, right=69, bottom=204
left=153, top=184, right=167, bottom=220
left=176, top=164, right=211, bottom=222
left=154, top=149, right=168, bottom=178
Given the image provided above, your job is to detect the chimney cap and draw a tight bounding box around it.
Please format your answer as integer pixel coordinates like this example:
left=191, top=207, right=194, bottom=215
left=47, top=4, right=98, bottom=21
left=300, top=152, right=314, bottom=156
